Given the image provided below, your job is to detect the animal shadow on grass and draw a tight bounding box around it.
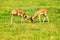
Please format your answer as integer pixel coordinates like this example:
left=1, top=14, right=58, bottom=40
left=14, top=21, right=48, bottom=23
left=14, top=21, right=30, bottom=23
left=33, top=20, right=48, bottom=23
left=14, top=19, right=49, bottom=23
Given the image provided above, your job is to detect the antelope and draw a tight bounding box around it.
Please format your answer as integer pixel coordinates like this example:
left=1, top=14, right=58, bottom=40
left=30, top=9, right=49, bottom=23
left=11, top=9, right=29, bottom=23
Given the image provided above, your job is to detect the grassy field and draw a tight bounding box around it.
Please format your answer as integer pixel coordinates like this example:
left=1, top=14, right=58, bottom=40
left=0, top=0, right=60, bottom=40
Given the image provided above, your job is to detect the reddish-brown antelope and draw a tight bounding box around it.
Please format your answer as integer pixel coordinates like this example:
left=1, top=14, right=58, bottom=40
left=30, top=9, right=49, bottom=23
left=11, top=9, right=29, bottom=23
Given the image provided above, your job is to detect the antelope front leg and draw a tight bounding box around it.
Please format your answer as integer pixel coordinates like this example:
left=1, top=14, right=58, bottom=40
left=11, top=15, right=14, bottom=24
left=44, top=14, right=49, bottom=23
left=46, top=16, right=49, bottom=23
left=38, top=15, right=41, bottom=23
left=43, top=17, right=46, bottom=23
left=21, top=15, right=24, bottom=23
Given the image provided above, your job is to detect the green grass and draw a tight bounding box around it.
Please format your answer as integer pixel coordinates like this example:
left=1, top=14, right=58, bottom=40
left=0, top=22, right=60, bottom=40
left=0, top=0, right=60, bottom=40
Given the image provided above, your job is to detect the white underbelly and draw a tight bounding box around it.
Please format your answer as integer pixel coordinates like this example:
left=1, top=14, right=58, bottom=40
left=40, top=13, right=44, bottom=15
left=18, top=13, right=22, bottom=16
